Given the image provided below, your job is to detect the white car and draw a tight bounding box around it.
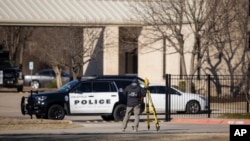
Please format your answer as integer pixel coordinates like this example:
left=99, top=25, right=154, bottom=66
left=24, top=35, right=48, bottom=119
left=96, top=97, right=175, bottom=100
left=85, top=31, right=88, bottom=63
left=145, top=84, right=208, bottom=114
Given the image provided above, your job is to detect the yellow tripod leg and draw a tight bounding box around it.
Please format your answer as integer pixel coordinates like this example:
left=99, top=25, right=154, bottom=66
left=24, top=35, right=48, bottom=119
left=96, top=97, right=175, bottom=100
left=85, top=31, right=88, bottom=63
left=148, top=90, right=160, bottom=131
left=146, top=89, right=150, bottom=130
left=144, top=77, right=160, bottom=131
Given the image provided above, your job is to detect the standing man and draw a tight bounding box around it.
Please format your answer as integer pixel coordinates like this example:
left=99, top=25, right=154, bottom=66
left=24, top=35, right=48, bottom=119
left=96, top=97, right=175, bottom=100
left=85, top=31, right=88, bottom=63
left=121, top=79, right=146, bottom=132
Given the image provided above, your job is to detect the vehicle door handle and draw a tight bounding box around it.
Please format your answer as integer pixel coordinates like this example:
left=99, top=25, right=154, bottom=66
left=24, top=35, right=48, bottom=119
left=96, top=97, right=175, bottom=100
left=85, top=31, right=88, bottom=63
left=111, top=95, right=117, bottom=97
left=88, top=95, right=94, bottom=97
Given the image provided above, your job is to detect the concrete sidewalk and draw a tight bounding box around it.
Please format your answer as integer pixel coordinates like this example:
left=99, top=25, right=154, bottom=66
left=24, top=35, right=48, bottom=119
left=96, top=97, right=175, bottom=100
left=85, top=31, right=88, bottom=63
left=70, top=118, right=250, bottom=125
left=0, top=120, right=229, bottom=135
left=170, top=118, right=250, bottom=125
left=1, top=118, right=249, bottom=135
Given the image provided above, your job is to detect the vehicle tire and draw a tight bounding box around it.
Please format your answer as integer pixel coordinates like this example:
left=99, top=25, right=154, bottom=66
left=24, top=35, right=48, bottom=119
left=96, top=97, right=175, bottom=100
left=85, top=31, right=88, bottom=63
left=31, top=80, right=40, bottom=89
left=101, top=115, right=114, bottom=121
left=186, top=100, right=200, bottom=114
left=113, top=104, right=126, bottom=121
left=17, top=86, right=23, bottom=92
left=20, top=96, right=26, bottom=115
left=47, top=104, right=65, bottom=120
left=36, top=114, right=48, bottom=119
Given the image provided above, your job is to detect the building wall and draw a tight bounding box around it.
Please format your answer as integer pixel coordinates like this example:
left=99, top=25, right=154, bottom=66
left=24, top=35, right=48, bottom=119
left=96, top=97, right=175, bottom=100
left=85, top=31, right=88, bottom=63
left=82, top=27, right=105, bottom=76
left=103, top=26, right=120, bottom=75
left=138, top=26, right=164, bottom=84
left=81, top=24, right=196, bottom=84
left=1, top=0, right=249, bottom=85
left=137, top=26, right=195, bottom=84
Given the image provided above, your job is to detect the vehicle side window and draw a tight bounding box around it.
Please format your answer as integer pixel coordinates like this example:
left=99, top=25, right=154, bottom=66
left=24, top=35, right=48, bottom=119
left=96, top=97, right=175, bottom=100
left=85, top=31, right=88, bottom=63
left=148, top=86, right=166, bottom=94
left=40, top=70, right=51, bottom=76
left=169, top=88, right=180, bottom=95
left=157, top=86, right=166, bottom=94
left=114, top=80, right=131, bottom=89
left=61, top=71, right=69, bottom=77
left=93, top=81, right=115, bottom=92
left=71, top=82, right=91, bottom=93
left=0, top=61, right=13, bottom=68
left=148, top=87, right=157, bottom=93
left=51, top=71, right=56, bottom=76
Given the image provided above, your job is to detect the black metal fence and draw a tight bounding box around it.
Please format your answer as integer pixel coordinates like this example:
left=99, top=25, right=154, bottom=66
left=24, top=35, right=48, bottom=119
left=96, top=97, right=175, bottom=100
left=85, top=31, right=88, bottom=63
left=164, top=74, right=249, bottom=121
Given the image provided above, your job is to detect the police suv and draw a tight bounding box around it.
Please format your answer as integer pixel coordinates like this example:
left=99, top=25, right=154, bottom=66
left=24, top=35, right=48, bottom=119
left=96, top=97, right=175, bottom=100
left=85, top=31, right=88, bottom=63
left=21, top=76, right=145, bottom=121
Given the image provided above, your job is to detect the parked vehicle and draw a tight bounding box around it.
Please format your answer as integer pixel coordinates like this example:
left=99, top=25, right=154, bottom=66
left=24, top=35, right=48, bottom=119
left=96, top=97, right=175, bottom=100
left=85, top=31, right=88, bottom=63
left=21, top=76, right=145, bottom=121
left=146, top=84, right=208, bottom=114
left=0, top=51, right=23, bottom=92
left=24, top=69, right=71, bottom=89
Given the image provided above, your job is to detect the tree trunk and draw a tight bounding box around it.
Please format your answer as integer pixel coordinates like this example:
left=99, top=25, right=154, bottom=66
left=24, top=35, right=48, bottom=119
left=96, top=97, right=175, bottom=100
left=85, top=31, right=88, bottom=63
left=52, top=66, right=62, bottom=88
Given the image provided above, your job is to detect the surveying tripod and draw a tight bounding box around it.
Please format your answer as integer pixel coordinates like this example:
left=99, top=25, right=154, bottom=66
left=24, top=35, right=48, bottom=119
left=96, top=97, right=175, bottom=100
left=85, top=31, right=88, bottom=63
left=144, top=78, right=160, bottom=131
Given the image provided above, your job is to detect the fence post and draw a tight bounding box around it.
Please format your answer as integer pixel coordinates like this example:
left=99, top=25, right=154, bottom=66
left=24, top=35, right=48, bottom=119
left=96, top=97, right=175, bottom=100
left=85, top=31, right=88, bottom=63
left=207, top=74, right=211, bottom=118
left=247, top=101, right=249, bottom=113
left=165, top=74, right=171, bottom=121
left=247, top=67, right=250, bottom=113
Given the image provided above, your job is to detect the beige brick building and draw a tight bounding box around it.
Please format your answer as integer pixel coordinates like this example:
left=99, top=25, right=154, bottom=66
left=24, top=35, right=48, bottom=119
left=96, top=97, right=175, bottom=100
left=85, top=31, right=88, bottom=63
left=0, top=0, right=249, bottom=84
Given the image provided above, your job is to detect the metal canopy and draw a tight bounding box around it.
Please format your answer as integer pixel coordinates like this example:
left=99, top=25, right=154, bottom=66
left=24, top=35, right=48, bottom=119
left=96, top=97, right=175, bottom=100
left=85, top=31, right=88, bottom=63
left=0, top=0, right=141, bottom=26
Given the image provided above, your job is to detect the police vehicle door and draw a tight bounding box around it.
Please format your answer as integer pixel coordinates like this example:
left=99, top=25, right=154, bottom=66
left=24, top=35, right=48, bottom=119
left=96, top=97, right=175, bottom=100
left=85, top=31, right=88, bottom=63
left=69, top=82, right=92, bottom=113
left=69, top=81, right=119, bottom=114
left=91, top=81, right=119, bottom=113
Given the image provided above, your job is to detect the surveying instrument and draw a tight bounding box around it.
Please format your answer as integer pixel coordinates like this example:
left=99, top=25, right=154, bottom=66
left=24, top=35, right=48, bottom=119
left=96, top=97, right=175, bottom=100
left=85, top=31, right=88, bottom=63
left=144, top=78, right=160, bottom=131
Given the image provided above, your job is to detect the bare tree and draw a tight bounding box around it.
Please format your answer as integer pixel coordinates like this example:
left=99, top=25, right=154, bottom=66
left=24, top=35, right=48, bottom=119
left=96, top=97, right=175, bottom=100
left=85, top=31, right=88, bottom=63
left=184, top=0, right=219, bottom=76
left=203, top=0, right=249, bottom=97
left=67, top=27, right=105, bottom=80
left=131, top=0, right=213, bottom=92
left=132, top=0, right=249, bottom=95
left=132, top=0, right=189, bottom=77
left=64, top=26, right=83, bottom=80
left=0, top=26, right=33, bottom=68
left=31, top=27, right=71, bottom=88
left=31, top=26, right=107, bottom=88
left=132, top=0, right=221, bottom=75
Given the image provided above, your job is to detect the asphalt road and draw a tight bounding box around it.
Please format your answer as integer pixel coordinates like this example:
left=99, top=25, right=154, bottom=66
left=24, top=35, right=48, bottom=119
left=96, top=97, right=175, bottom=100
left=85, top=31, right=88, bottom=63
left=0, top=90, right=231, bottom=141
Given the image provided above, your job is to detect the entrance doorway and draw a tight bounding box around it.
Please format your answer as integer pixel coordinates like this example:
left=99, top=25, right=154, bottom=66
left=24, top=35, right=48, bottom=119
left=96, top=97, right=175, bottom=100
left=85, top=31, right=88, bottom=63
left=119, top=27, right=142, bottom=74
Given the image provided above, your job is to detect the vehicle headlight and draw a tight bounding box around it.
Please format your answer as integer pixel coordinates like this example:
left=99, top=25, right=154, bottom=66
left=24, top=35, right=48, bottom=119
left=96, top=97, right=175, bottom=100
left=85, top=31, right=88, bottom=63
left=35, top=96, right=47, bottom=101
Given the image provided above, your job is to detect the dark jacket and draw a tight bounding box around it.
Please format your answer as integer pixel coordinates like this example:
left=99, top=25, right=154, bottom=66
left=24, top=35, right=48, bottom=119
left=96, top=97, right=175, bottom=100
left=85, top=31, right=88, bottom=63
left=123, top=84, right=146, bottom=107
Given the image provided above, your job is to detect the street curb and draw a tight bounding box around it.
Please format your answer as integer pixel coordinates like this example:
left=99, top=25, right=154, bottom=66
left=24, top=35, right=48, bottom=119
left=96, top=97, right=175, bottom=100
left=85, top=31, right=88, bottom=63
left=170, top=118, right=250, bottom=125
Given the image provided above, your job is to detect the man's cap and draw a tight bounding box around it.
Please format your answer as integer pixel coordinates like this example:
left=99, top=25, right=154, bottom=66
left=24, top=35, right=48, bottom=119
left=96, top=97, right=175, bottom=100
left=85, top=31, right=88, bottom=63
left=132, top=79, right=138, bottom=83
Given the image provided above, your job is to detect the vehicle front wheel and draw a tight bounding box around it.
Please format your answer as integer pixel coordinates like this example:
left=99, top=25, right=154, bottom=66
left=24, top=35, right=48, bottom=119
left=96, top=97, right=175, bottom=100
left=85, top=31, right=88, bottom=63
left=20, top=96, right=26, bottom=115
left=31, top=80, right=40, bottom=89
left=113, top=104, right=126, bottom=121
left=17, top=86, right=23, bottom=92
left=101, top=115, right=114, bottom=121
left=186, top=100, right=200, bottom=114
left=48, top=104, right=65, bottom=120
left=36, top=114, right=48, bottom=119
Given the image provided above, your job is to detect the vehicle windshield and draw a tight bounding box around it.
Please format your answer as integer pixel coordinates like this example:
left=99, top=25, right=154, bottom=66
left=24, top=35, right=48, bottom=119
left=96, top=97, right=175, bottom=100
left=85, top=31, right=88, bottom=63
left=58, top=80, right=79, bottom=92
left=0, top=60, right=15, bottom=68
